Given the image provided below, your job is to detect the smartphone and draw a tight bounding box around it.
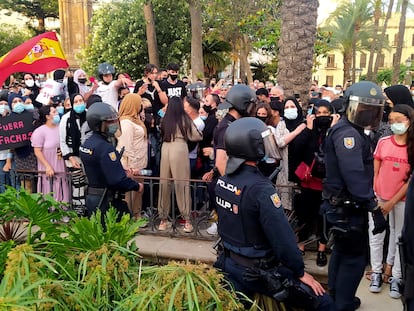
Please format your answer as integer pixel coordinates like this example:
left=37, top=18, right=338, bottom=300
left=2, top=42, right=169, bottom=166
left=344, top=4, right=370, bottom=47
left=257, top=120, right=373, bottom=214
left=307, top=105, right=314, bottom=115
left=89, top=76, right=96, bottom=84
left=294, top=93, right=300, bottom=99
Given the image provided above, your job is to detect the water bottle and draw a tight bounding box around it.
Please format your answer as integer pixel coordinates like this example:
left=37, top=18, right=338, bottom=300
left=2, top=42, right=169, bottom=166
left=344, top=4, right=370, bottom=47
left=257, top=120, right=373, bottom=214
left=139, top=169, right=152, bottom=176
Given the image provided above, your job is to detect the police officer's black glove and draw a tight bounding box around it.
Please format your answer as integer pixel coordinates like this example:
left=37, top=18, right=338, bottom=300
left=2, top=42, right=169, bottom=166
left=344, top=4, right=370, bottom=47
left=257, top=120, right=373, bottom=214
left=243, top=267, right=287, bottom=300
left=372, top=207, right=388, bottom=235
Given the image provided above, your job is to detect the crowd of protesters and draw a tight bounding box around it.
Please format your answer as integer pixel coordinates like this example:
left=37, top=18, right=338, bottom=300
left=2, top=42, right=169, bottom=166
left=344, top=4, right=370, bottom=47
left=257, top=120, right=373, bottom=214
left=1, top=63, right=414, bottom=302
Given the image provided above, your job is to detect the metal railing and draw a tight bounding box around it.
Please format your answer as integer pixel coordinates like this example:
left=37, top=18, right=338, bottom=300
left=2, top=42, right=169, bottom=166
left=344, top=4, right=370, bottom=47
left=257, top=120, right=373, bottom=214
left=9, top=170, right=300, bottom=241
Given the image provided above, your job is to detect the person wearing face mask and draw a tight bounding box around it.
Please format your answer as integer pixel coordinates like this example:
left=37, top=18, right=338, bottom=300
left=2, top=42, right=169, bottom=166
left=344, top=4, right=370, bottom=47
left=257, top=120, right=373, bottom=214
left=0, top=92, right=16, bottom=193
left=116, top=94, right=148, bottom=220
left=321, top=81, right=388, bottom=310
left=22, top=73, right=41, bottom=108
left=67, top=69, right=96, bottom=101
left=293, top=100, right=340, bottom=266
left=31, top=105, right=69, bottom=204
left=159, top=63, right=187, bottom=105
left=80, top=102, right=143, bottom=222
left=8, top=92, right=39, bottom=192
left=59, top=93, right=88, bottom=216
left=366, top=104, right=413, bottom=299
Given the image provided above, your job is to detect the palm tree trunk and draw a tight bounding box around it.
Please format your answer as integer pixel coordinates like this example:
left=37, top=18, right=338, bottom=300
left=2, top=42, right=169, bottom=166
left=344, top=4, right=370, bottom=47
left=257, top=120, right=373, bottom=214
left=343, top=52, right=352, bottom=86
left=392, top=0, right=409, bottom=84
left=366, top=0, right=382, bottom=80
left=144, top=1, right=159, bottom=67
left=373, top=0, right=394, bottom=80
left=240, top=34, right=253, bottom=85
left=277, top=0, right=318, bottom=100
left=189, top=0, right=204, bottom=81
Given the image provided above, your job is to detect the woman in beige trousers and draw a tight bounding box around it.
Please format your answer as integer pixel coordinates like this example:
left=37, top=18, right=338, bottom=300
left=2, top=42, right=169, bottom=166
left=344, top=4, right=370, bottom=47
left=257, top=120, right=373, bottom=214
left=157, top=97, right=202, bottom=233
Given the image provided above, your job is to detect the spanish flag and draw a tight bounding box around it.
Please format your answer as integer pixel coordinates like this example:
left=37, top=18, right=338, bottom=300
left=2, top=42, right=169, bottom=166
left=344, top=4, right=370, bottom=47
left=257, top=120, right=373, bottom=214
left=0, top=31, right=69, bottom=87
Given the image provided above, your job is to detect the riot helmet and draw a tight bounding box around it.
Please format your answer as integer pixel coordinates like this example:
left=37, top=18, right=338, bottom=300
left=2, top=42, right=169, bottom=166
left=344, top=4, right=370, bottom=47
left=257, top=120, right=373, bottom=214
left=344, top=81, right=385, bottom=130
left=86, top=102, right=119, bottom=137
left=218, top=84, right=256, bottom=117
left=98, top=63, right=115, bottom=81
left=224, top=117, right=279, bottom=174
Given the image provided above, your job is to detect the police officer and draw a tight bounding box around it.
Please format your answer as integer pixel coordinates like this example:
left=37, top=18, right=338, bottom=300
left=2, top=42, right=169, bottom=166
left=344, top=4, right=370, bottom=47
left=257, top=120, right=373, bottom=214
left=80, top=102, right=143, bottom=220
left=214, top=117, right=335, bottom=310
left=321, top=81, right=388, bottom=310
left=203, top=84, right=256, bottom=235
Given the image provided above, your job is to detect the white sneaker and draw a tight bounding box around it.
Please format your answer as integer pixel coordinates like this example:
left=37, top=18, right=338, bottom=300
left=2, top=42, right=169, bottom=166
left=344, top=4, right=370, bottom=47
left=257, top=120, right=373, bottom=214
left=389, top=277, right=402, bottom=299
left=206, top=222, right=218, bottom=235
left=369, top=272, right=383, bottom=293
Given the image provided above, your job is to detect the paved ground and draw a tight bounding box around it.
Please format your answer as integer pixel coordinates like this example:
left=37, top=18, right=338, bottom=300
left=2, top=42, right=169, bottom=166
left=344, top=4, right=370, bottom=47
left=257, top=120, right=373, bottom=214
left=134, top=234, right=404, bottom=310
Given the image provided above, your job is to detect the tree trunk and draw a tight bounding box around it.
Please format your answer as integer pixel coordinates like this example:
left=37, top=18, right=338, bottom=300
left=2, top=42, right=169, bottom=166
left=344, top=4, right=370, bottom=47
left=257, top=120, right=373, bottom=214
left=144, top=1, right=159, bottom=67
left=37, top=17, right=45, bottom=34
left=373, top=0, right=394, bottom=80
left=240, top=34, right=253, bottom=85
left=343, top=51, right=352, bottom=86
left=366, top=0, right=381, bottom=81
left=392, top=0, right=408, bottom=84
left=277, top=0, right=318, bottom=101
left=189, top=0, right=204, bottom=81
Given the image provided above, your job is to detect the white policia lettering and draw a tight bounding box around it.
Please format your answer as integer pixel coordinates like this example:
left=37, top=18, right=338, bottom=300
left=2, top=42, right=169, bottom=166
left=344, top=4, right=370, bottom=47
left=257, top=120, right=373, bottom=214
left=217, top=179, right=240, bottom=194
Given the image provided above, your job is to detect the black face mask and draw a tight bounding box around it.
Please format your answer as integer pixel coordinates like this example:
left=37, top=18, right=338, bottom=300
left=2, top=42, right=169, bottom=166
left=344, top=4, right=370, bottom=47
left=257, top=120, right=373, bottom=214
left=314, top=116, right=333, bottom=129
left=169, top=74, right=178, bottom=81
left=203, top=105, right=212, bottom=113
left=78, top=78, right=87, bottom=84
left=256, top=116, right=267, bottom=123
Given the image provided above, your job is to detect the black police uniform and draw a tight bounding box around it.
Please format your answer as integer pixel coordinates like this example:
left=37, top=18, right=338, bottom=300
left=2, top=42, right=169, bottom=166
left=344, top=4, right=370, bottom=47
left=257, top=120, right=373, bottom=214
left=215, top=164, right=334, bottom=310
left=321, top=118, right=377, bottom=310
left=80, top=132, right=139, bottom=218
left=401, top=177, right=414, bottom=311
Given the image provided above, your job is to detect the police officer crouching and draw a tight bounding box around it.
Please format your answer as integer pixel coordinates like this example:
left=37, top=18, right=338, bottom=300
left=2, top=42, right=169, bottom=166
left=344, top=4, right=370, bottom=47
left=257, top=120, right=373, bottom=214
left=80, top=102, right=143, bottom=222
left=321, top=81, right=388, bottom=311
left=214, top=117, right=335, bottom=310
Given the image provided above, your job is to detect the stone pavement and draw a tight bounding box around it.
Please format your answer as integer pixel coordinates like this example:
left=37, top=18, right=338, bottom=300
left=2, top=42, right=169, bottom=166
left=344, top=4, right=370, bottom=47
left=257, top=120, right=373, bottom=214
left=134, top=234, right=404, bottom=311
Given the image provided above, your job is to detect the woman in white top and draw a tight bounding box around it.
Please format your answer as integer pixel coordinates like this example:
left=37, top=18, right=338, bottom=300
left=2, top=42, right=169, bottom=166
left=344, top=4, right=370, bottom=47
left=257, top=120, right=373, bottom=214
left=116, top=93, right=148, bottom=220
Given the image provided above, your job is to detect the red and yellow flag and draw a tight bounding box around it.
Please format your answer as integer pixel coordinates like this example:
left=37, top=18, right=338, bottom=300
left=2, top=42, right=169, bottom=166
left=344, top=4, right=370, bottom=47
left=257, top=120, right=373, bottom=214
left=0, top=31, right=69, bottom=87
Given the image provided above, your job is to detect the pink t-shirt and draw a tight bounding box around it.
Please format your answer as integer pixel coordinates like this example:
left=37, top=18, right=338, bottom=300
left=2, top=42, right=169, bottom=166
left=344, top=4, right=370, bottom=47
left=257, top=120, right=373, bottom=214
left=374, top=135, right=409, bottom=201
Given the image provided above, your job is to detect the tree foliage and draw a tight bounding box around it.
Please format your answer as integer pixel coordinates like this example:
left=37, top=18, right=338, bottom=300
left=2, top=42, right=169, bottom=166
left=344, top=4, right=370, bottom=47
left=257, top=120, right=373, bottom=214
left=0, top=24, right=31, bottom=57
left=0, top=0, right=58, bottom=33
left=80, top=0, right=191, bottom=80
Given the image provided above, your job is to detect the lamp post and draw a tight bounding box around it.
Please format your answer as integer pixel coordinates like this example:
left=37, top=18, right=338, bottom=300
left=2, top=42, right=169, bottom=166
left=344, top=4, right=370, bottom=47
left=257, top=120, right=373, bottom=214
left=406, top=58, right=412, bottom=86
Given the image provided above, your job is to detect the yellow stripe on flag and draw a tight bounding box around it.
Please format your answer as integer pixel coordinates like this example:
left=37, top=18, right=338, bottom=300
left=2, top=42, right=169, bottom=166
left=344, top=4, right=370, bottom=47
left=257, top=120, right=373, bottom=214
left=17, top=37, right=67, bottom=65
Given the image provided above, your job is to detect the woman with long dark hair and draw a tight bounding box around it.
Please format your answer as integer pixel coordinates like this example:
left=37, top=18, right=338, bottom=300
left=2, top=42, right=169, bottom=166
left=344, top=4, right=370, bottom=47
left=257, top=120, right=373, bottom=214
left=157, top=97, right=202, bottom=233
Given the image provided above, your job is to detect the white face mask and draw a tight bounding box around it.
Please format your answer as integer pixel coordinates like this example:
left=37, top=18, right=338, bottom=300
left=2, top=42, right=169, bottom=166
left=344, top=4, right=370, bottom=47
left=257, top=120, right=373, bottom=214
left=284, top=107, right=298, bottom=120
left=25, top=79, right=34, bottom=88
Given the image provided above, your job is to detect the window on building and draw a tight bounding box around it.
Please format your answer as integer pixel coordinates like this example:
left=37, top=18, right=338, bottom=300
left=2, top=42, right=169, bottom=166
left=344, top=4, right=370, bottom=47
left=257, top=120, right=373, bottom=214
left=378, top=54, right=385, bottom=68
left=326, top=76, right=333, bottom=87
left=360, top=53, right=367, bottom=68
left=393, top=33, right=398, bottom=46
left=412, top=34, right=414, bottom=46
left=327, top=54, right=335, bottom=68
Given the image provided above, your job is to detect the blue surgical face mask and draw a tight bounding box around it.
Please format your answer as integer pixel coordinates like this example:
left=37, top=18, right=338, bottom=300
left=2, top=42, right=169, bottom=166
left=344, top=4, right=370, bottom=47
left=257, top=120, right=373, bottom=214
left=200, top=115, right=207, bottom=121
left=107, top=123, right=119, bottom=136
left=56, top=106, right=64, bottom=115
left=0, top=105, right=10, bottom=115
left=24, top=104, right=34, bottom=111
left=12, top=102, right=25, bottom=114
left=73, top=103, right=86, bottom=114
left=52, top=114, right=61, bottom=124
left=157, top=109, right=165, bottom=118
left=284, top=107, right=298, bottom=120
left=390, top=122, right=408, bottom=135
